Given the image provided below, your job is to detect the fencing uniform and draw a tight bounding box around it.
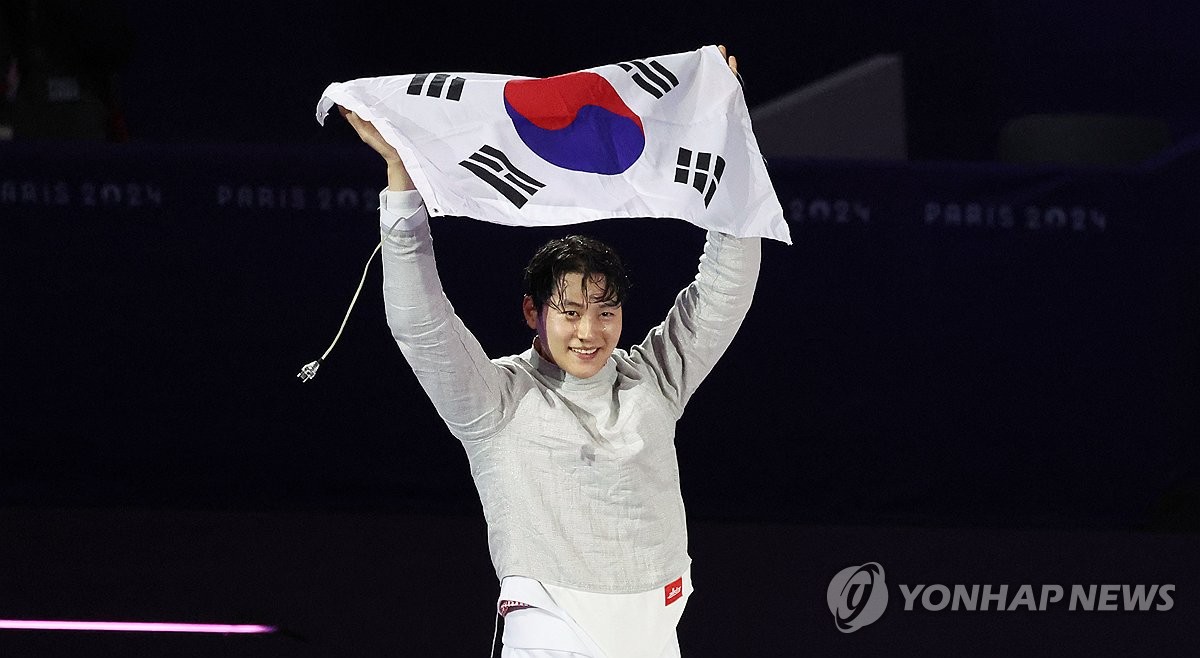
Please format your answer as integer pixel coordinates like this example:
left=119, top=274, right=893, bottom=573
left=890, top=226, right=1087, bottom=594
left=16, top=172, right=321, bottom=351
left=379, top=189, right=759, bottom=656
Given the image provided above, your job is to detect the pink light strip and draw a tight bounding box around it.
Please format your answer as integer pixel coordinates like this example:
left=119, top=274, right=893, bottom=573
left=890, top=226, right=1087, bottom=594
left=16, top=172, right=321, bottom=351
left=0, top=619, right=276, bottom=634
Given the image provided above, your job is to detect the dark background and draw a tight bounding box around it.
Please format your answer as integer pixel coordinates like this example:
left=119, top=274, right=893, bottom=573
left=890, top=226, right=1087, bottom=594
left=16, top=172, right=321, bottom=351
left=114, top=1, right=1200, bottom=159
left=1, top=1, right=1198, bottom=656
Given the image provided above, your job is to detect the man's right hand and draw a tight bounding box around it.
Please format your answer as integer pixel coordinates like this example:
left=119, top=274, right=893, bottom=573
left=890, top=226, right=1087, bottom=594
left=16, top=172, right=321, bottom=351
left=339, top=105, right=415, bottom=191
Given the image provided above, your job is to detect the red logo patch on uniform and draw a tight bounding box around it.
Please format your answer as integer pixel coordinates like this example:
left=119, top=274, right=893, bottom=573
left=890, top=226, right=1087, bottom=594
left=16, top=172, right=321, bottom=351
left=498, top=600, right=535, bottom=617
left=664, top=577, right=684, bottom=606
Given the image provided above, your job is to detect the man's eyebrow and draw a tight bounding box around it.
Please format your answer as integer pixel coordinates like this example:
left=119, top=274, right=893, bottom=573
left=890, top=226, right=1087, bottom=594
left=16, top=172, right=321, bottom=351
left=557, top=299, right=620, bottom=308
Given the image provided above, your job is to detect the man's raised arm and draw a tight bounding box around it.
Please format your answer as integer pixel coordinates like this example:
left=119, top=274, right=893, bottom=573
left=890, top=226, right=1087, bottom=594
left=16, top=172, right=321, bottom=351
left=343, top=107, right=509, bottom=442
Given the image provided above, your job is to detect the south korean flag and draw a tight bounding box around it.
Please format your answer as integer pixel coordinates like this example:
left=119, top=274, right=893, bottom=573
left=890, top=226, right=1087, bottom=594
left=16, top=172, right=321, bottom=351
left=316, top=45, right=791, bottom=244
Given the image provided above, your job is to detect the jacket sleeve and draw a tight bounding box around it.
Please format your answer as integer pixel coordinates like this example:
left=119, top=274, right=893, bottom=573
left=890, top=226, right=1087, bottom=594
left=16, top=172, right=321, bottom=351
left=629, top=230, right=761, bottom=417
left=378, top=190, right=509, bottom=442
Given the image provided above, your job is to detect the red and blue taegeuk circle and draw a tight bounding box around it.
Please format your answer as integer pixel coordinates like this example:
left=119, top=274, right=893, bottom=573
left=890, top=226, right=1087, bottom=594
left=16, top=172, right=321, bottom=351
left=503, top=71, right=644, bottom=175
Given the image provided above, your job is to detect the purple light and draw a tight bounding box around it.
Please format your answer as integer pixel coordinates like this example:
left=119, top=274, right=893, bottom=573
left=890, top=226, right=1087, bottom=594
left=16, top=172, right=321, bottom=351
left=0, top=619, right=276, bottom=634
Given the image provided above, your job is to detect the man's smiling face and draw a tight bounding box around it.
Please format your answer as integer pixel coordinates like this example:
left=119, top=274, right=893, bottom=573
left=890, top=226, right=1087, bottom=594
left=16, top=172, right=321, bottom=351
left=523, top=271, right=623, bottom=379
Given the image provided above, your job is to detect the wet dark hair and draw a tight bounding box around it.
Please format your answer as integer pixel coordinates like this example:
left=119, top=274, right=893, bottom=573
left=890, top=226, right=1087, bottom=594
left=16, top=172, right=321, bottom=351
left=523, top=235, right=630, bottom=311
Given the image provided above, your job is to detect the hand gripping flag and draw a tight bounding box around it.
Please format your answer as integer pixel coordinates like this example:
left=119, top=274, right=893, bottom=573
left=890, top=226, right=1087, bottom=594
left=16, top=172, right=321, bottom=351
left=316, top=45, right=791, bottom=244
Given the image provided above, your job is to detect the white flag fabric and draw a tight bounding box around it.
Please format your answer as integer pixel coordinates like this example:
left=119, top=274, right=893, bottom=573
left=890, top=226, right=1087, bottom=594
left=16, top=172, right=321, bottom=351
left=316, top=45, right=791, bottom=244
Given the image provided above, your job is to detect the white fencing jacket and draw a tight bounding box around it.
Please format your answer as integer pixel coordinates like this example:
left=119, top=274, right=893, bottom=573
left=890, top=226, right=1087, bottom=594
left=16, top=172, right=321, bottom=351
left=379, top=189, right=760, bottom=593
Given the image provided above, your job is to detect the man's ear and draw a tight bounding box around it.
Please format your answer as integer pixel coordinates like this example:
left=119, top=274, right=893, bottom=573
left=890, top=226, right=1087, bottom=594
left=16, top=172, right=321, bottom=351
left=522, top=295, right=539, bottom=330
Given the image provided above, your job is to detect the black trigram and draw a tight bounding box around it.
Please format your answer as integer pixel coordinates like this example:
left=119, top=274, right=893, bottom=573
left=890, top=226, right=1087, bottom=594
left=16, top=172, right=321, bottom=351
left=407, top=73, right=466, bottom=101
left=459, top=145, right=546, bottom=208
left=618, top=59, right=679, bottom=98
left=674, top=147, right=726, bottom=207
